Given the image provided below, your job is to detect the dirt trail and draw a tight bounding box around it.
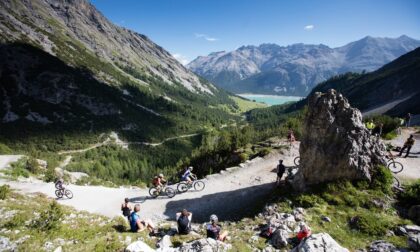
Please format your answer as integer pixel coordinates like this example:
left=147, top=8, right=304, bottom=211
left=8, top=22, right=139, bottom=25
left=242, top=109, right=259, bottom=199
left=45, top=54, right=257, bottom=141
left=1, top=142, right=299, bottom=223
left=57, top=132, right=199, bottom=155
left=386, top=128, right=420, bottom=181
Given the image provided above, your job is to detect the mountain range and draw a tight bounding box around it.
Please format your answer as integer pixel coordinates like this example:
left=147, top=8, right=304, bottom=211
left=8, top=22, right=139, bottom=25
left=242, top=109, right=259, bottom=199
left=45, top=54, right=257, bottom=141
left=187, top=36, right=420, bottom=96
left=0, top=0, right=239, bottom=145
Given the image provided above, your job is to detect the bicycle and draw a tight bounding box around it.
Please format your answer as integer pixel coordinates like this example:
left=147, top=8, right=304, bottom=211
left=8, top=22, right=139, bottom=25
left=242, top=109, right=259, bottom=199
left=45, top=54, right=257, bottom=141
left=385, top=151, right=404, bottom=174
left=392, top=176, right=401, bottom=189
left=177, top=175, right=205, bottom=193
left=148, top=184, right=176, bottom=198
left=293, top=156, right=300, bottom=167
left=55, top=188, right=73, bottom=199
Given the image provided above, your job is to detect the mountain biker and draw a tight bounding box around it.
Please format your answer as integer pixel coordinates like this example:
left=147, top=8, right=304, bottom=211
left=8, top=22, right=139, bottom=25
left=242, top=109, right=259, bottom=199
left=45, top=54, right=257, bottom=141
left=181, top=166, right=195, bottom=185
left=176, top=209, right=192, bottom=235
left=130, top=204, right=157, bottom=235
left=152, top=174, right=166, bottom=194
left=121, top=198, right=132, bottom=221
left=55, top=178, right=65, bottom=190
left=276, top=160, right=286, bottom=186
left=287, top=128, right=295, bottom=143
left=398, top=134, right=415, bottom=158
left=206, top=214, right=228, bottom=241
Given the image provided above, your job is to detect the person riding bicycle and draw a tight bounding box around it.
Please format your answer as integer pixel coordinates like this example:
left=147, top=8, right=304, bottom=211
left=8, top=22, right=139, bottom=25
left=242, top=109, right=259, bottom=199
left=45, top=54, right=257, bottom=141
left=152, top=174, right=166, bottom=194
left=55, top=178, right=65, bottom=190
left=181, top=166, right=195, bottom=186
left=287, top=128, right=295, bottom=143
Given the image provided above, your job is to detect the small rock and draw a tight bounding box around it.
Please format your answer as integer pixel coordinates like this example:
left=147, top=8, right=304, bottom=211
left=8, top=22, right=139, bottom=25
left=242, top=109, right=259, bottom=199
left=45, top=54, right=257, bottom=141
left=157, top=235, right=172, bottom=249
left=271, top=229, right=289, bottom=248
left=395, top=226, right=408, bottom=236
left=54, top=246, right=62, bottom=252
left=404, top=225, right=420, bottom=235
left=125, top=241, right=155, bottom=252
left=124, top=236, right=132, bottom=245
left=44, top=241, right=55, bottom=251
left=0, top=236, right=17, bottom=251
left=321, top=216, right=331, bottom=222
left=408, top=234, right=420, bottom=251
left=368, top=240, right=397, bottom=252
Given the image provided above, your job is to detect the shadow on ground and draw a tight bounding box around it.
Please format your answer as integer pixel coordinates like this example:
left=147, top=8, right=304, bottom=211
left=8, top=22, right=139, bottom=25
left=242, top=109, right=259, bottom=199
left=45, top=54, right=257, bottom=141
left=164, top=182, right=275, bottom=223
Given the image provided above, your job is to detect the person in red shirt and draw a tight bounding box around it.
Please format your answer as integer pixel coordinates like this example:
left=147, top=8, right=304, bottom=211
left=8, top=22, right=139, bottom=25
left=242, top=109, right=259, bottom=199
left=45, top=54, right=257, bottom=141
left=152, top=174, right=166, bottom=194
left=297, top=224, right=311, bottom=241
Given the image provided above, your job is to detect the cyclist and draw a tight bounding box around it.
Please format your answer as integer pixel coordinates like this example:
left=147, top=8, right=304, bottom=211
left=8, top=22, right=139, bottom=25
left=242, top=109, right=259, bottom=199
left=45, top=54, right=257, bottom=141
left=287, top=128, right=295, bottom=143
left=152, top=174, right=166, bottom=194
left=181, top=166, right=195, bottom=186
left=55, top=178, right=65, bottom=190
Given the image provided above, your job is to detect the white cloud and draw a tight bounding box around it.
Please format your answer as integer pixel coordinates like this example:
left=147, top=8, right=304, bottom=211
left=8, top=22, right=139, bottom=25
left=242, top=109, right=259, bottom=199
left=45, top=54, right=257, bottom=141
left=304, top=24, right=315, bottom=31
left=194, top=33, right=219, bottom=42
left=172, top=53, right=190, bottom=65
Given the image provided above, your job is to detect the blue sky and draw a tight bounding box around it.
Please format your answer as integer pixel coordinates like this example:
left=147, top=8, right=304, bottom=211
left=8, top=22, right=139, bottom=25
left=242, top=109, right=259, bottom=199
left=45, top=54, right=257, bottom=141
left=91, top=0, right=420, bottom=65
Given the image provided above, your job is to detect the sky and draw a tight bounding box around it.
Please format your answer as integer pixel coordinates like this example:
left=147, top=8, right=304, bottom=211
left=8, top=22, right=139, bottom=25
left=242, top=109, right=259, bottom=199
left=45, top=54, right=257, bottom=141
left=90, top=0, right=420, bottom=65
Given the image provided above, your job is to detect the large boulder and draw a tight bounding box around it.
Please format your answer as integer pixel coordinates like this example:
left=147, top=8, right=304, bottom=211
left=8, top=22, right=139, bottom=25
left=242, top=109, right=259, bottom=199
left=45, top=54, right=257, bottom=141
left=292, top=233, right=349, bottom=252
left=368, top=240, right=398, bottom=252
left=408, top=234, right=420, bottom=251
left=271, top=229, right=289, bottom=248
left=293, top=89, right=386, bottom=191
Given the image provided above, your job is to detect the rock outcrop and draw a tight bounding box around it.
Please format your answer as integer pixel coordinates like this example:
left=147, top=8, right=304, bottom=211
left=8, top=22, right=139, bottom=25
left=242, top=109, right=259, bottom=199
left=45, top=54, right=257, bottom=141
left=293, top=89, right=386, bottom=191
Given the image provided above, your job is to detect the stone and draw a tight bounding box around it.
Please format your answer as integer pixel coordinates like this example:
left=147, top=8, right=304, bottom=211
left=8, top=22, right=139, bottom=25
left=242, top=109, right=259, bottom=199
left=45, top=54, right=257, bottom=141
left=54, top=246, right=63, bottom=252
left=0, top=236, right=17, bottom=251
left=395, top=226, right=408, bottom=236
left=408, top=234, right=420, bottom=251
left=178, top=238, right=231, bottom=252
left=292, top=233, right=349, bottom=252
left=157, top=235, right=172, bottom=249
left=293, top=89, right=387, bottom=191
left=404, top=225, right=420, bottom=234
left=271, top=229, right=289, bottom=248
left=125, top=241, right=156, bottom=252
left=321, top=216, right=331, bottom=222
left=368, top=240, right=397, bottom=252
left=44, top=241, right=55, bottom=251
left=409, top=206, right=420, bottom=225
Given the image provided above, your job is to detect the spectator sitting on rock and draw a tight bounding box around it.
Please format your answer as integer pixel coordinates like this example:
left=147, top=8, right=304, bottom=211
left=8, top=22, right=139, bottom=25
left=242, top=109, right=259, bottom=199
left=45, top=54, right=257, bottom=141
left=176, top=209, right=192, bottom=235
left=206, top=214, right=228, bottom=241
left=130, top=204, right=157, bottom=235
left=297, top=224, right=311, bottom=241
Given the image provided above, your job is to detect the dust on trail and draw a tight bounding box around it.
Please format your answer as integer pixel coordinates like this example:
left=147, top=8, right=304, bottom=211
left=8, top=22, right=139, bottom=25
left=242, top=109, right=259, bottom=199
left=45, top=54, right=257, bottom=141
left=1, top=142, right=299, bottom=223
left=386, top=127, right=420, bottom=181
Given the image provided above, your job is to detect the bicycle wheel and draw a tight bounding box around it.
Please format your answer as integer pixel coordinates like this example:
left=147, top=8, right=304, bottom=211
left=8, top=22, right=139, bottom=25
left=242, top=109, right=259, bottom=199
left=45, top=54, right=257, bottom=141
left=165, top=188, right=176, bottom=198
left=149, top=187, right=159, bottom=198
left=392, top=176, right=400, bottom=188
left=387, top=161, right=403, bottom=173
left=194, top=181, right=205, bottom=191
left=294, top=157, right=300, bottom=166
left=177, top=183, right=189, bottom=193
left=65, top=189, right=73, bottom=199
left=55, top=189, right=63, bottom=198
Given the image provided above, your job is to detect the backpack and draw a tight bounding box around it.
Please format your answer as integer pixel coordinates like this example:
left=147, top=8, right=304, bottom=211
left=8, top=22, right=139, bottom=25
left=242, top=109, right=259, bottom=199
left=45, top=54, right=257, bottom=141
left=177, top=215, right=191, bottom=234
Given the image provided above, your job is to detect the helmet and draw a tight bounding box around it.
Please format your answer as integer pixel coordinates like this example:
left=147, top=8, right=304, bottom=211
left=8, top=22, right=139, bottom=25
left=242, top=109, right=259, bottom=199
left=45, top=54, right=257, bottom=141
left=188, top=166, right=193, bottom=171
left=210, top=214, right=218, bottom=223
left=158, top=173, right=164, bottom=178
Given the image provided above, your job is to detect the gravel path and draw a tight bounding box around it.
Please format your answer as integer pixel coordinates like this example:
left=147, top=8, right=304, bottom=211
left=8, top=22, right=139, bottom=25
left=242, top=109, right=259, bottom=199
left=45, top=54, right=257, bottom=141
left=386, top=128, right=420, bottom=181
left=1, top=142, right=299, bottom=223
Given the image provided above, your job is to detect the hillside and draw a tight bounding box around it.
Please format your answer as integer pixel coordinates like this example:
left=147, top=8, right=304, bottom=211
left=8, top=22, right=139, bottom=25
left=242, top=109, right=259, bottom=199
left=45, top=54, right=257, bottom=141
left=303, top=47, right=420, bottom=116
left=188, top=36, right=420, bottom=96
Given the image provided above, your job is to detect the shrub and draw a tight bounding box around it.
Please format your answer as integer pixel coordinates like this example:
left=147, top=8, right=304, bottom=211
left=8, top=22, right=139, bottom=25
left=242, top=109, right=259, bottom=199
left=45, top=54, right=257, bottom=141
left=26, top=157, right=41, bottom=174
left=4, top=212, right=26, bottom=228
left=0, top=185, right=11, bottom=200
left=365, top=115, right=400, bottom=136
left=349, top=212, right=392, bottom=235
left=295, top=194, right=325, bottom=208
left=399, top=180, right=420, bottom=206
left=258, top=148, right=271, bottom=157
left=370, top=166, right=393, bottom=194
left=43, top=166, right=56, bottom=183
left=33, top=201, right=64, bottom=231
left=238, top=153, right=249, bottom=162
left=0, top=143, right=12, bottom=154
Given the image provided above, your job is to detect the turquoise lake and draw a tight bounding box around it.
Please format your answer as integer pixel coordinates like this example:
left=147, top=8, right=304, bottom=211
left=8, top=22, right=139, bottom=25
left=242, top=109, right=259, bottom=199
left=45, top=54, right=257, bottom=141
left=238, top=94, right=303, bottom=106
